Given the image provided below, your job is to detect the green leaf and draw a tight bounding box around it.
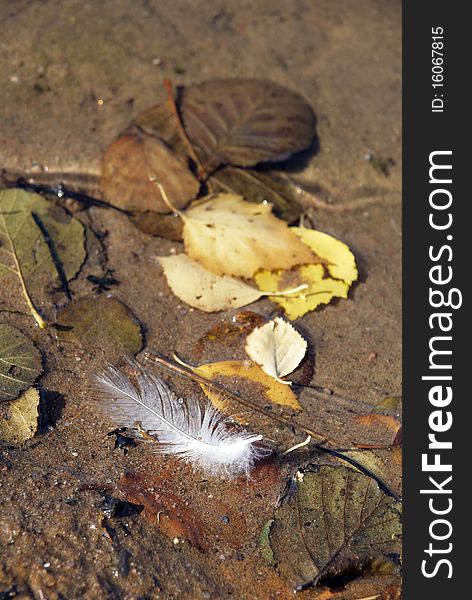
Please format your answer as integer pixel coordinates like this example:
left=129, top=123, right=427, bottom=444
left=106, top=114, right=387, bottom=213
left=263, top=466, right=402, bottom=590
left=56, top=296, right=143, bottom=360
left=0, top=188, right=86, bottom=327
left=259, top=520, right=276, bottom=566
left=0, top=324, right=43, bottom=402
left=0, top=387, right=40, bottom=445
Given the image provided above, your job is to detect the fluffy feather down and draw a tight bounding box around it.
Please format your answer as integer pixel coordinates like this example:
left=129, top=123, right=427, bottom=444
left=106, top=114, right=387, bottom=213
left=95, top=362, right=267, bottom=477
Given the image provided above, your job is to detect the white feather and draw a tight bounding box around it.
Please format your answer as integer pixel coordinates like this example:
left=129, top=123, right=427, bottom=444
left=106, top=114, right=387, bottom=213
left=95, top=362, right=268, bottom=477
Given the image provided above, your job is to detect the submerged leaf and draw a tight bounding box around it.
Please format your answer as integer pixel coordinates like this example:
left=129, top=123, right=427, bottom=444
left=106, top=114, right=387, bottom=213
left=263, top=466, right=402, bottom=589
left=245, top=317, right=307, bottom=383
left=255, top=227, right=357, bottom=319
left=101, top=128, right=199, bottom=213
left=209, top=166, right=303, bottom=223
left=56, top=296, right=143, bottom=360
left=182, top=194, right=316, bottom=278
left=192, top=360, right=301, bottom=412
left=180, top=79, right=316, bottom=172
left=0, top=189, right=86, bottom=326
left=159, top=254, right=264, bottom=312
left=119, top=471, right=209, bottom=551
left=129, top=211, right=183, bottom=241
left=0, top=387, right=40, bottom=445
left=0, top=324, right=43, bottom=402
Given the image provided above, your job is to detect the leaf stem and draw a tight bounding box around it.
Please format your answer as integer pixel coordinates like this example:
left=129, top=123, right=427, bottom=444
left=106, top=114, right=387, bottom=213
left=5, top=227, right=47, bottom=329
left=4, top=225, right=47, bottom=328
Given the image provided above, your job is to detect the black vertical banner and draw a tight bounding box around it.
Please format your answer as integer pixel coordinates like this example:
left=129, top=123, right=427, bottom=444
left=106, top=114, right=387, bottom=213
left=404, top=3, right=468, bottom=597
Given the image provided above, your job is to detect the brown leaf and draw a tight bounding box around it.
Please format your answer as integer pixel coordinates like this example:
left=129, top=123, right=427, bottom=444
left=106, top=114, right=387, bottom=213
left=134, top=101, right=185, bottom=154
left=180, top=79, right=316, bottom=173
left=353, top=414, right=402, bottom=448
left=129, top=211, right=183, bottom=240
left=190, top=311, right=266, bottom=361
left=118, top=471, right=209, bottom=552
left=101, top=128, right=199, bottom=213
left=209, top=166, right=303, bottom=223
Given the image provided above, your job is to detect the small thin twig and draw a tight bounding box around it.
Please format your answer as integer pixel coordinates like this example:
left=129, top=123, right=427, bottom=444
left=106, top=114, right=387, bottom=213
left=283, top=435, right=312, bottom=455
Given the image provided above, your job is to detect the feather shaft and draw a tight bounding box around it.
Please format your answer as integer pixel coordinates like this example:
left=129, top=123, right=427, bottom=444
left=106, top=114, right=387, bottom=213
left=94, top=361, right=267, bottom=476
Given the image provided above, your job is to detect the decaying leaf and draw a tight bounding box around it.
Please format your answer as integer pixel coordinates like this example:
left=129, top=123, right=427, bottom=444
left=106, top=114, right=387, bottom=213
left=159, top=254, right=265, bottom=312
left=0, top=324, right=43, bottom=402
left=190, top=311, right=267, bottom=361
left=134, top=100, right=185, bottom=154
left=181, top=194, right=316, bottom=278
left=0, top=387, right=40, bottom=445
left=101, top=128, right=199, bottom=213
left=0, top=188, right=86, bottom=327
left=209, top=167, right=303, bottom=223
left=340, top=449, right=402, bottom=501
left=255, top=227, right=357, bottom=319
left=354, top=414, right=402, bottom=448
left=245, top=317, right=307, bottom=384
left=119, top=471, right=209, bottom=552
left=129, top=211, right=183, bottom=241
left=262, top=465, right=402, bottom=590
left=180, top=79, right=316, bottom=173
left=56, top=296, right=143, bottom=360
left=192, top=359, right=301, bottom=412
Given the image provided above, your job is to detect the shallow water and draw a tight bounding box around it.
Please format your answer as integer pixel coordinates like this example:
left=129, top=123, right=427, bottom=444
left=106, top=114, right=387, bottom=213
left=1, top=1, right=401, bottom=598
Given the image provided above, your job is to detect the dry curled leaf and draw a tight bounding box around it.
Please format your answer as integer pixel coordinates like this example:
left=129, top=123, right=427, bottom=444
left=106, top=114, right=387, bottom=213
left=181, top=194, right=316, bottom=278
left=245, top=317, right=307, bottom=384
left=0, top=188, right=86, bottom=327
left=262, top=465, right=402, bottom=590
left=0, top=324, right=43, bottom=402
left=255, top=227, right=357, bottom=319
left=180, top=78, right=316, bottom=173
left=0, top=387, right=39, bottom=445
left=101, top=128, right=199, bottom=213
left=191, top=359, right=301, bottom=412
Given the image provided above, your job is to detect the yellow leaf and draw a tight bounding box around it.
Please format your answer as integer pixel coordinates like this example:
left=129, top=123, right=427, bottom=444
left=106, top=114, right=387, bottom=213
left=255, top=265, right=349, bottom=320
left=192, top=360, right=302, bottom=412
left=0, top=387, right=39, bottom=445
left=181, top=194, right=316, bottom=278
left=159, top=254, right=264, bottom=312
left=293, top=227, right=358, bottom=284
left=255, top=227, right=357, bottom=320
